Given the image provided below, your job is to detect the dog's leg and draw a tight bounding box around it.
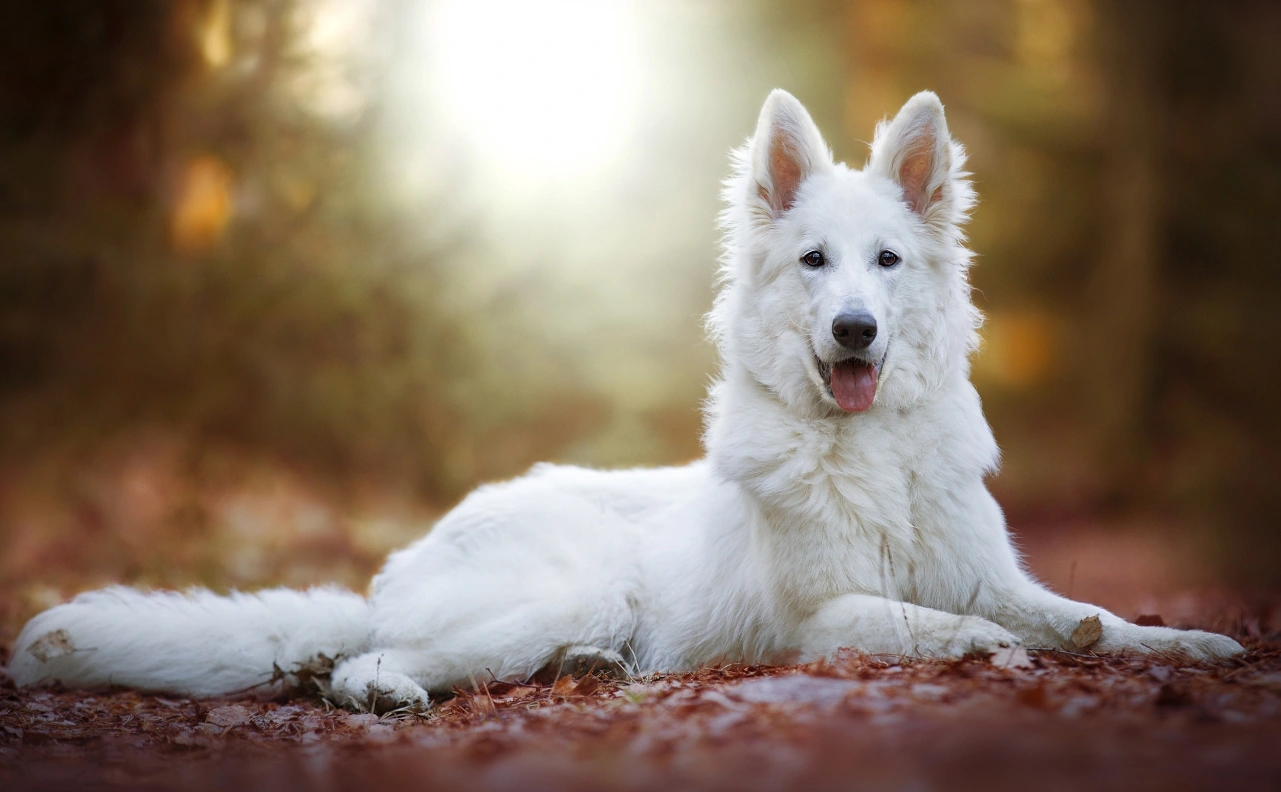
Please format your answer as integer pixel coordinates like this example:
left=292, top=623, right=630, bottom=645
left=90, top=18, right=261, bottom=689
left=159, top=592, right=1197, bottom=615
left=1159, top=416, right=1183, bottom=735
left=987, top=582, right=1244, bottom=660
left=331, top=642, right=631, bottom=712
left=929, top=486, right=1243, bottom=660
left=794, top=593, right=1019, bottom=661
left=330, top=585, right=637, bottom=711
left=329, top=649, right=433, bottom=713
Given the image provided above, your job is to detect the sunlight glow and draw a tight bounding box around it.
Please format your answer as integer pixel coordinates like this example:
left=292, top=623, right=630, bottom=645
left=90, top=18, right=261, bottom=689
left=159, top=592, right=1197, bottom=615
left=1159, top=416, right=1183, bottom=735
left=424, top=0, right=645, bottom=183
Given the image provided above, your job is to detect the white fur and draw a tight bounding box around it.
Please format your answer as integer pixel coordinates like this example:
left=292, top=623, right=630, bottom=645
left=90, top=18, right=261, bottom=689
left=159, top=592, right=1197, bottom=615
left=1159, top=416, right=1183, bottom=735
left=8, top=90, right=1242, bottom=708
left=8, top=587, right=368, bottom=696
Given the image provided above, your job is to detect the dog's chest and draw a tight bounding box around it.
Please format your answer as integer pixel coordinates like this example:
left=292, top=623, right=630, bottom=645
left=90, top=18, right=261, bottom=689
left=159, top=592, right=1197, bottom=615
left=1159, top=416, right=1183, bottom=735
left=754, top=422, right=941, bottom=607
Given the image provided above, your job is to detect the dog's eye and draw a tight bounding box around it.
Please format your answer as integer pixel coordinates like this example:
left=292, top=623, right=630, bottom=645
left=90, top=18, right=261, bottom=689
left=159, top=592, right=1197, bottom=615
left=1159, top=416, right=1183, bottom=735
left=801, top=250, right=825, bottom=268
left=878, top=250, right=901, bottom=268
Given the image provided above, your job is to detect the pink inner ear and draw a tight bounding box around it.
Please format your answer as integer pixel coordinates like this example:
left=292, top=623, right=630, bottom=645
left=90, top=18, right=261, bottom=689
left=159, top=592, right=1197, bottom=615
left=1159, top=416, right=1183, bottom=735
left=898, top=145, right=934, bottom=216
left=769, top=136, right=804, bottom=213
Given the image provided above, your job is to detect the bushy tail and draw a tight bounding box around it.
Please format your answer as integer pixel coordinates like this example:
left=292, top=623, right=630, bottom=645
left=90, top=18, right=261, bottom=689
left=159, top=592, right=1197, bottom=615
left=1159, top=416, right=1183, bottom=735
left=7, top=586, right=370, bottom=697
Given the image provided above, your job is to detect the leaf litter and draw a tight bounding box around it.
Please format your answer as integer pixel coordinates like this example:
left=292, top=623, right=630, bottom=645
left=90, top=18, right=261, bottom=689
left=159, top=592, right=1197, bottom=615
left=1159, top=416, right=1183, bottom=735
left=3, top=606, right=1281, bottom=791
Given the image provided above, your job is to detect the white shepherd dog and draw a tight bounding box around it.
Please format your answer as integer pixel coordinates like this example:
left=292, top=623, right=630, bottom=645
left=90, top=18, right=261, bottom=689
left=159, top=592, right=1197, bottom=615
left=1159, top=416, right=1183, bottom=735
left=10, top=90, right=1243, bottom=710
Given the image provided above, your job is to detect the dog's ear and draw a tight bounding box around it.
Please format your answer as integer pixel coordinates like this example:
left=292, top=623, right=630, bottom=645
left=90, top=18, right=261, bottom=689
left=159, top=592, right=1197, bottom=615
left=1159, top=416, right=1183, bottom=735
left=748, top=89, right=832, bottom=219
left=868, top=91, right=964, bottom=226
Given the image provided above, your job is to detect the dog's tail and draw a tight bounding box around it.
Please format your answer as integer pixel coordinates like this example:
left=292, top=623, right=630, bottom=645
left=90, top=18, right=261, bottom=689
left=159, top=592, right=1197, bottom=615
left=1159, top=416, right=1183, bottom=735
left=7, top=586, right=370, bottom=697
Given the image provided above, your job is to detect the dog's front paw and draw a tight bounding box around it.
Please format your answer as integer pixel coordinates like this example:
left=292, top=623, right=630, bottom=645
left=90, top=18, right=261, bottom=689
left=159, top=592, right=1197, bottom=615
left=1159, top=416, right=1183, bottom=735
left=359, top=671, right=432, bottom=714
left=932, top=616, right=1020, bottom=659
left=331, top=655, right=431, bottom=714
left=1101, top=625, right=1244, bottom=662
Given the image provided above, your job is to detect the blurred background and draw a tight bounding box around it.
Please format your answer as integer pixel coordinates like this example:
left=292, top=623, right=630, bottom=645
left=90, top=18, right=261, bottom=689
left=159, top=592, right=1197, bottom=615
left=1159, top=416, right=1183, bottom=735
left=1, top=0, right=1278, bottom=643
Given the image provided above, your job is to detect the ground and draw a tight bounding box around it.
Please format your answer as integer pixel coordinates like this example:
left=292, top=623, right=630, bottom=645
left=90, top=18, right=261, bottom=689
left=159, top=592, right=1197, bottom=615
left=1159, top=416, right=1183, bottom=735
left=2, top=517, right=1280, bottom=791
left=3, top=633, right=1280, bottom=791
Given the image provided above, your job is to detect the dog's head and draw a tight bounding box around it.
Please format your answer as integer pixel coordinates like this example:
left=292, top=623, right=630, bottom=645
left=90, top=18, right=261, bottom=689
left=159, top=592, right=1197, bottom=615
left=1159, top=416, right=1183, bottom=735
left=711, top=90, right=979, bottom=416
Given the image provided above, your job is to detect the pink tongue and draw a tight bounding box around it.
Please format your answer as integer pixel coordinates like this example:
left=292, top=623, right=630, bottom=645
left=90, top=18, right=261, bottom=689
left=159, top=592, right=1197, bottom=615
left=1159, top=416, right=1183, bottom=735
left=831, top=360, right=878, bottom=412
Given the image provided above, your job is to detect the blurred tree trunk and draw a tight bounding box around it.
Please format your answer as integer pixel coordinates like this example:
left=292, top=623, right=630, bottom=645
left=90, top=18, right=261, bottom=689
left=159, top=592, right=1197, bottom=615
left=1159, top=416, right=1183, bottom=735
left=1085, top=0, right=1167, bottom=506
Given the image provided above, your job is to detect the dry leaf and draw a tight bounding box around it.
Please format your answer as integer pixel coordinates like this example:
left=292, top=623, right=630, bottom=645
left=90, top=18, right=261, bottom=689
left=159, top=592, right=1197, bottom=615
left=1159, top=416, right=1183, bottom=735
left=27, top=629, right=76, bottom=663
left=990, top=645, right=1034, bottom=670
left=573, top=674, right=600, bottom=697
left=497, top=685, right=539, bottom=701
left=1070, top=615, right=1103, bottom=650
left=551, top=675, right=578, bottom=698
left=471, top=691, right=497, bottom=718
left=205, top=705, right=253, bottom=728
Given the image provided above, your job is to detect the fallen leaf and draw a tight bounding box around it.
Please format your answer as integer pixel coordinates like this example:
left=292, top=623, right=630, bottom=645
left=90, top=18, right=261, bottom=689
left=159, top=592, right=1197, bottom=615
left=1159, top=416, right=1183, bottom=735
left=551, top=675, right=577, bottom=698
left=496, top=685, right=539, bottom=701
left=205, top=705, right=253, bottom=728
left=471, top=690, right=497, bottom=718
left=27, top=630, right=76, bottom=663
left=1070, top=615, right=1103, bottom=650
left=990, top=645, right=1034, bottom=670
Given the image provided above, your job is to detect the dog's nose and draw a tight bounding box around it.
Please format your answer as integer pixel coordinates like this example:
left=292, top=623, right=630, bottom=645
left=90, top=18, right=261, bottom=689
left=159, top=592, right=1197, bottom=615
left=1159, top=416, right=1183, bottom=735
left=832, top=311, right=877, bottom=350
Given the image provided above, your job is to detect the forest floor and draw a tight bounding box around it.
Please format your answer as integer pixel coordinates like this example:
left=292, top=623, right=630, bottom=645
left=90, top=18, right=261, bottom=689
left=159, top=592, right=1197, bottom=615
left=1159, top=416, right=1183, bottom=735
left=1, top=625, right=1279, bottom=792
left=1, top=469, right=1279, bottom=790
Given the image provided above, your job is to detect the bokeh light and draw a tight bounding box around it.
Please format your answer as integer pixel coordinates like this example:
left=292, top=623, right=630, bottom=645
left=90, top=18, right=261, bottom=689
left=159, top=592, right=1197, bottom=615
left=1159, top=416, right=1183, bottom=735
left=423, top=0, right=646, bottom=184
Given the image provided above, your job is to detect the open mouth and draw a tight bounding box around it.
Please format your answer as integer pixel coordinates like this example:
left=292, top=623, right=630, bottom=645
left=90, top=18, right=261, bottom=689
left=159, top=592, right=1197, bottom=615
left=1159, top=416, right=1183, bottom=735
left=815, top=352, right=887, bottom=413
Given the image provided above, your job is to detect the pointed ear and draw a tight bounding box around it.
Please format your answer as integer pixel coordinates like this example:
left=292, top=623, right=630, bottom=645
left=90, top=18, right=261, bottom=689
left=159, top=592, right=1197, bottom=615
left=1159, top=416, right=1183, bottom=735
left=748, top=89, right=832, bottom=219
left=868, top=91, right=963, bottom=225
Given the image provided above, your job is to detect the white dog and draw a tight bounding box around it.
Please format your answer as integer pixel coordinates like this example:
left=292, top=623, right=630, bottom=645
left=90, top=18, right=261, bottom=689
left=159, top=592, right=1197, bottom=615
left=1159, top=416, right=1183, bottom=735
left=9, top=90, right=1243, bottom=710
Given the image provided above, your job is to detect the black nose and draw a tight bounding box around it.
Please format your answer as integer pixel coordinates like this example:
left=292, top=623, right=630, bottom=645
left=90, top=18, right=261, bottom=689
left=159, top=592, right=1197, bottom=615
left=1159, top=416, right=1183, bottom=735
left=832, top=311, right=877, bottom=350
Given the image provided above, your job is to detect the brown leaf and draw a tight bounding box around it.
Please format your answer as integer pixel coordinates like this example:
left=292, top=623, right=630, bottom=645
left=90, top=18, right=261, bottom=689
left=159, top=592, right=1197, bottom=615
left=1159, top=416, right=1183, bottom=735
left=551, top=675, right=577, bottom=698
left=1070, top=615, right=1103, bottom=650
left=990, top=645, right=1034, bottom=670
left=496, top=685, right=539, bottom=701
left=205, top=705, right=253, bottom=728
left=573, top=674, right=600, bottom=697
left=27, top=630, right=76, bottom=663
left=1135, top=614, right=1166, bottom=627
left=342, top=713, right=380, bottom=729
